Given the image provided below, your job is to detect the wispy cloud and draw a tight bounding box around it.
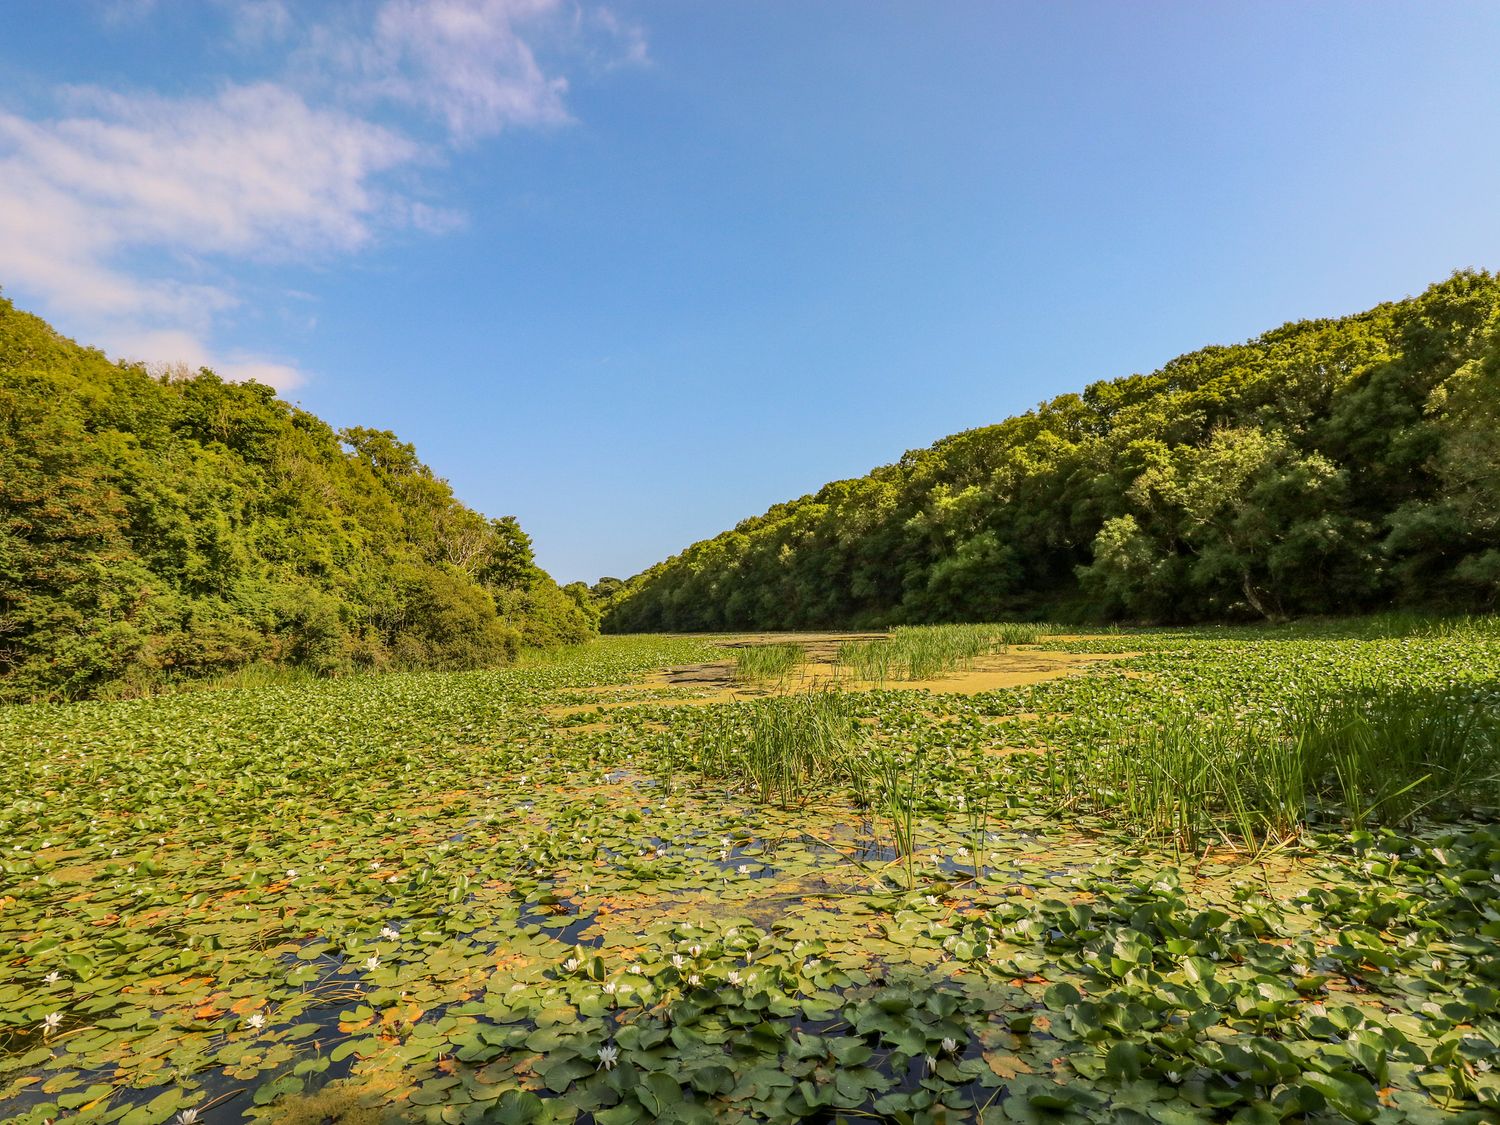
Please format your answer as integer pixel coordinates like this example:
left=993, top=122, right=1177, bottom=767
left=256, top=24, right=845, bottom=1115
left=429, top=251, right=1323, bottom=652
left=363, top=0, right=574, bottom=141
left=0, top=0, right=647, bottom=391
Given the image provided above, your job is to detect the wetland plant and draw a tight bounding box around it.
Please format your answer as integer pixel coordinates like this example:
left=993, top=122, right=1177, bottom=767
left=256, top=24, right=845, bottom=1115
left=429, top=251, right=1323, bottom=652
left=837, top=622, right=1058, bottom=682
left=686, top=689, right=865, bottom=807
left=1291, top=685, right=1499, bottom=828
left=732, top=642, right=805, bottom=686
left=879, top=748, right=926, bottom=889
left=744, top=690, right=866, bottom=806
left=1059, top=684, right=1499, bottom=851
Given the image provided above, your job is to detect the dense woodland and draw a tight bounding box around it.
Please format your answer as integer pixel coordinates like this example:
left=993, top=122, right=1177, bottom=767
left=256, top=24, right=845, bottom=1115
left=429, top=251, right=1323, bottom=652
left=603, top=272, right=1500, bottom=632
left=0, top=295, right=596, bottom=701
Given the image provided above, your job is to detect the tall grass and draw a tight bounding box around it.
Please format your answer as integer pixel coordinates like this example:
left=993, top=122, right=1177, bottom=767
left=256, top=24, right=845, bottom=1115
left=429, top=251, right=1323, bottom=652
left=1053, top=686, right=1500, bottom=852
left=879, top=749, right=923, bottom=889
left=837, top=622, right=1057, bottom=683
left=733, top=643, right=805, bottom=686
left=686, top=690, right=867, bottom=807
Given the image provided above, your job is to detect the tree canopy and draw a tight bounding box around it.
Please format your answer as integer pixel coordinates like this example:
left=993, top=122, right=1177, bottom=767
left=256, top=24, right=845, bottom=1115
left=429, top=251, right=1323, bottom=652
left=603, top=272, right=1500, bottom=632
left=0, top=295, right=594, bottom=701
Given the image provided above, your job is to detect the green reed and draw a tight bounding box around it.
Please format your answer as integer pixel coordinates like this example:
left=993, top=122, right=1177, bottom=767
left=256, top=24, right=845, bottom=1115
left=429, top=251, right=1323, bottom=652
left=1053, top=685, right=1499, bottom=853
left=683, top=689, right=866, bottom=808
left=837, top=622, right=1058, bottom=682
left=733, top=643, right=805, bottom=686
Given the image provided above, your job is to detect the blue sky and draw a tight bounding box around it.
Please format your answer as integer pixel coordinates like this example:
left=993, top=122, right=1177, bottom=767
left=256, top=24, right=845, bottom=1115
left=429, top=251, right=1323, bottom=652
left=2, top=2, right=1499, bottom=584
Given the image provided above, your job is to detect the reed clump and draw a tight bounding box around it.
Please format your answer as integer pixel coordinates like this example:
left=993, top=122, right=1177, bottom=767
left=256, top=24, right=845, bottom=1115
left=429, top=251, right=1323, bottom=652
left=733, top=643, right=805, bottom=686
left=685, top=689, right=867, bottom=807
left=837, top=622, right=1058, bottom=683
left=1053, top=685, right=1500, bottom=852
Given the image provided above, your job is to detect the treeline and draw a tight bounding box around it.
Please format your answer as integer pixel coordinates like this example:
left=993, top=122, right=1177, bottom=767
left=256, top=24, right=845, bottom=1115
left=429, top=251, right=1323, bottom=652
left=0, top=295, right=595, bottom=701
left=603, top=272, right=1500, bottom=632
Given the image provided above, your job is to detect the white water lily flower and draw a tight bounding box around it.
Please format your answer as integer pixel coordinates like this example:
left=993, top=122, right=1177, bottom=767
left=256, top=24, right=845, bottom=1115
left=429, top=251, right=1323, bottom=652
left=247, top=1012, right=266, bottom=1030
left=42, top=1012, right=62, bottom=1033
left=285, top=870, right=298, bottom=879
left=564, top=957, right=581, bottom=972
left=942, top=1037, right=959, bottom=1054
left=1166, top=1071, right=1182, bottom=1084
left=925, top=895, right=939, bottom=906
left=175, top=1110, right=199, bottom=1124
left=670, top=954, right=685, bottom=969
left=727, top=971, right=742, bottom=986
left=1291, top=963, right=1310, bottom=976
left=42, top=971, right=61, bottom=984
left=597, top=1044, right=619, bottom=1070
left=737, top=864, right=751, bottom=874
left=924, top=1054, right=937, bottom=1074
left=603, top=980, right=617, bottom=995
left=955, top=847, right=969, bottom=859
left=381, top=925, right=399, bottom=941
left=364, top=955, right=380, bottom=971
left=687, top=973, right=701, bottom=986
left=689, top=944, right=701, bottom=956
left=628, top=964, right=643, bottom=975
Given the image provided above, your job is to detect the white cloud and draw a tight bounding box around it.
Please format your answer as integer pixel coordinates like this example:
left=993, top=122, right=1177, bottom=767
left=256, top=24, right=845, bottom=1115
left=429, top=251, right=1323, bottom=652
left=0, top=1, right=646, bottom=386
left=362, top=0, right=573, bottom=142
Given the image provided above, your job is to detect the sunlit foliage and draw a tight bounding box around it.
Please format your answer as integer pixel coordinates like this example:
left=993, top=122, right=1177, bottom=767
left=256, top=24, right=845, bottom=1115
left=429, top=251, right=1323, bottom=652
left=0, top=296, right=594, bottom=700
left=604, top=272, right=1500, bottom=631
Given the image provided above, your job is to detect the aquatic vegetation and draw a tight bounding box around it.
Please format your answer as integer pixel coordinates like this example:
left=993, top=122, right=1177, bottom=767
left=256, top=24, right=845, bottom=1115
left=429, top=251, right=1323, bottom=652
left=2, top=622, right=1498, bottom=1123
left=1051, top=681, right=1499, bottom=853
left=837, top=622, right=1057, bottom=683
left=731, top=643, right=805, bottom=686
left=663, top=688, right=865, bottom=807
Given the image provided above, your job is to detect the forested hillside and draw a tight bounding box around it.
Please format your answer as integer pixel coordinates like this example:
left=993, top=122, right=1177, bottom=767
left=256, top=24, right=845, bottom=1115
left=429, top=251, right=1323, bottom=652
left=604, top=272, right=1500, bottom=631
left=0, top=295, right=594, bottom=701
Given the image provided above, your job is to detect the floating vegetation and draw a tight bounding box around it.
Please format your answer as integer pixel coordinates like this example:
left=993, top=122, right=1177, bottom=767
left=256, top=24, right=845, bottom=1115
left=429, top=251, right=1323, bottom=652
left=2, top=623, right=1499, bottom=1123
